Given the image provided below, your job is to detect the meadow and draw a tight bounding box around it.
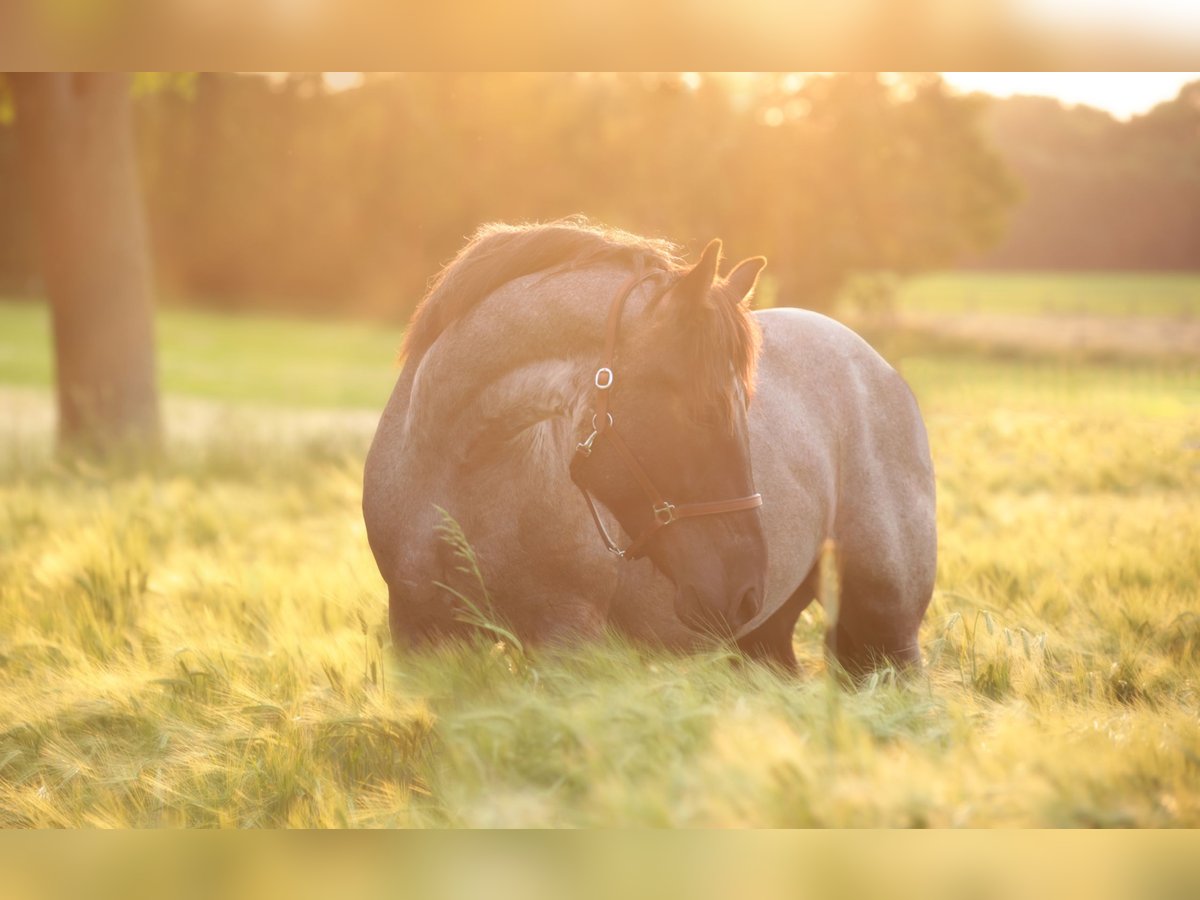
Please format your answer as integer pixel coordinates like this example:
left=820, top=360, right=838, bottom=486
left=0, top=273, right=1198, bottom=827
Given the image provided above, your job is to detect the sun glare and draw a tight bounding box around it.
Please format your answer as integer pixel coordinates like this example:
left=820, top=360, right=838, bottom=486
left=942, top=72, right=1200, bottom=119
left=322, top=71, right=365, bottom=93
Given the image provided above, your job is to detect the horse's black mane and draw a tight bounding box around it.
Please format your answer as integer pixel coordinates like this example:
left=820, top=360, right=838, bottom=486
left=400, top=218, right=683, bottom=367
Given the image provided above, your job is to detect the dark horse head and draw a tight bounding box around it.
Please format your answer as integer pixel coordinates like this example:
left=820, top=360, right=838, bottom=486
left=568, top=239, right=768, bottom=636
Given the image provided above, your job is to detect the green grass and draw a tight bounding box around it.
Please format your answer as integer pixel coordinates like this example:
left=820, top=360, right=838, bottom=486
left=3, top=271, right=1196, bottom=410
left=1, top=280, right=1199, bottom=826
left=903, top=354, right=1200, bottom=417
left=0, top=299, right=402, bottom=410
left=890, top=271, right=1200, bottom=318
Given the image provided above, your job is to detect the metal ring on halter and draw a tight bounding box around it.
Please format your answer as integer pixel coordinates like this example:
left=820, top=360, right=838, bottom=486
left=591, top=412, right=614, bottom=432
left=653, top=502, right=677, bottom=525
left=594, top=367, right=614, bottom=390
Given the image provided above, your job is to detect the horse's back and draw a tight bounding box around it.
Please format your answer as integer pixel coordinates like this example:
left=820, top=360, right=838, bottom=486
left=755, top=307, right=934, bottom=518
left=750, top=307, right=936, bottom=670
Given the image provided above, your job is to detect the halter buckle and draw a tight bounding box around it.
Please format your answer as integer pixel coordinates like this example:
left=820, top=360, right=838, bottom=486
left=576, top=413, right=615, bottom=457
left=576, top=431, right=598, bottom=457
left=653, top=502, right=677, bottom=526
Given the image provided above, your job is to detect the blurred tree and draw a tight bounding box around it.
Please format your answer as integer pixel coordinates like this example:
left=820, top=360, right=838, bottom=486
left=975, top=83, right=1200, bottom=271
left=8, top=72, right=160, bottom=453
left=746, top=73, right=1018, bottom=307
left=2, top=72, right=1025, bottom=325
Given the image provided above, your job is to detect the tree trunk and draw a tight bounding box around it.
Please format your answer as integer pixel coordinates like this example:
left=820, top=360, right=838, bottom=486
left=12, top=72, right=161, bottom=454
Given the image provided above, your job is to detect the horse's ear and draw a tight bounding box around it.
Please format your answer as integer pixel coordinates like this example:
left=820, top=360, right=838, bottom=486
left=669, top=239, right=723, bottom=314
left=723, top=257, right=767, bottom=306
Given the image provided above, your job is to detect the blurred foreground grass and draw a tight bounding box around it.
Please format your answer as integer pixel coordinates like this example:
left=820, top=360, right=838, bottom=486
left=1, top=280, right=1198, bottom=827
left=5, top=831, right=1198, bottom=900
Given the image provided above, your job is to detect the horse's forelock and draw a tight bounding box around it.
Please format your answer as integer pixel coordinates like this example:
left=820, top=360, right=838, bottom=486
left=720, top=286, right=762, bottom=398
left=664, top=281, right=762, bottom=431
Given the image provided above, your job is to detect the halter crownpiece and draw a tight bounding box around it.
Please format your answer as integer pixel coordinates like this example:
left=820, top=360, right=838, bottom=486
left=573, top=270, right=763, bottom=560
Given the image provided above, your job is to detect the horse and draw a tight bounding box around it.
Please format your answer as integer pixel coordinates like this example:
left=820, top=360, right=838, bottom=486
left=363, top=220, right=936, bottom=674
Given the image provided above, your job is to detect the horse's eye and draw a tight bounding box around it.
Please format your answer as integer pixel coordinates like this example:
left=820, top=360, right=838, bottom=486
left=461, top=420, right=515, bottom=464
left=461, top=416, right=540, bottom=467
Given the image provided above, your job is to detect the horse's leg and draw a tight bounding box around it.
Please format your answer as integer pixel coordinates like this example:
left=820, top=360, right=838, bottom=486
left=736, top=569, right=818, bottom=673
left=388, top=582, right=474, bottom=649
left=825, top=559, right=932, bottom=679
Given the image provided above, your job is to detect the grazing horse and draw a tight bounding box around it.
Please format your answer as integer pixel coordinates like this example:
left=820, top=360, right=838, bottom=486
left=363, top=220, right=936, bottom=673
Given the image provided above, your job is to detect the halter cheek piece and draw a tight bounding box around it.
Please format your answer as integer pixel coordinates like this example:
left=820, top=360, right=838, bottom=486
left=573, top=270, right=764, bottom=560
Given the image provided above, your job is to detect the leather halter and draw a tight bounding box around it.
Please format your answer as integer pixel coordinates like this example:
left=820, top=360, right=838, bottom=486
left=573, top=270, right=764, bottom=560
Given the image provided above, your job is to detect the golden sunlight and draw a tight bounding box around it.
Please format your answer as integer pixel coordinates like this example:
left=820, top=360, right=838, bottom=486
left=321, top=71, right=364, bottom=93
left=942, top=71, right=1200, bottom=118
left=1, top=70, right=1197, bottom=835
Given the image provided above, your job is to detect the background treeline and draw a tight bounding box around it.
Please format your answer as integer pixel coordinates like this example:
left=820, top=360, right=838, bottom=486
left=0, top=73, right=1196, bottom=321
left=972, top=82, right=1200, bottom=272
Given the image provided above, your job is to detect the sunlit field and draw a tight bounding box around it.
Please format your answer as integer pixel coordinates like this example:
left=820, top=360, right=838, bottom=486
left=1, top=274, right=1198, bottom=827
left=895, top=272, right=1200, bottom=318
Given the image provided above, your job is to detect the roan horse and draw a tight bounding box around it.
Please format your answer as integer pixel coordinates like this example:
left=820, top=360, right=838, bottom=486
left=363, top=220, right=936, bottom=673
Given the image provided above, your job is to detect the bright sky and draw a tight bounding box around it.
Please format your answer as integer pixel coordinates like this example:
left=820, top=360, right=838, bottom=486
left=941, top=72, right=1200, bottom=119
left=315, top=72, right=1200, bottom=121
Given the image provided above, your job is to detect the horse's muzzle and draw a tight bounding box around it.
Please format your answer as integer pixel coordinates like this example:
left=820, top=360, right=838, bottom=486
left=675, top=582, right=762, bottom=638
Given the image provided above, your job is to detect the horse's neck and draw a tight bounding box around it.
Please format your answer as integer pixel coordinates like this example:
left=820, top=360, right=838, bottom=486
left=410, top=266, right=637, bottom=405
left=403, top=264, right=643, bottom=441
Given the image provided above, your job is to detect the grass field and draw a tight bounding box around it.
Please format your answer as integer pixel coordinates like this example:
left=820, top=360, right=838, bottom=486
left=1, top=274, right=1198, bottom=827
left=0, top=300, right=402, bottom=411
left=892, top=271, right=1200, bottom=318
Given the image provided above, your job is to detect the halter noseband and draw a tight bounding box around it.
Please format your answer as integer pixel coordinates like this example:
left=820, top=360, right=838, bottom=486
left=573, top=270, right=764, bottom=560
